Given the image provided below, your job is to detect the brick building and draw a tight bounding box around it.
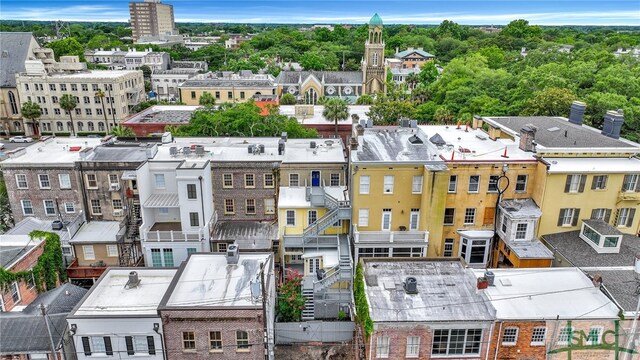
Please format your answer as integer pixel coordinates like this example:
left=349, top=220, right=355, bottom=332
left=159, top=251, right=276, bottom=360
left=0, top=236, right=45, bottom=311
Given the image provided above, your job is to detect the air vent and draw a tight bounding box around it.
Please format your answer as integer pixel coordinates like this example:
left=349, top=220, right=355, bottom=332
left=403, top=277, right=418, bottom=294
left=408, top=135, right=423, bottom=144
left=547, top=127, right=560, bottom=132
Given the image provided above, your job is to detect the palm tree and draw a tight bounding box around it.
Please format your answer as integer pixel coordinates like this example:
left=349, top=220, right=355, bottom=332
left=110, top=125, right=135, bottom=137
left=322, top=98, right=349, bottom=139
left=59, top=94, right=78, bottom=136
left=20, top=101, right=42, bottom=136
left=95, top=89, right=109, bottom=133
left=198, top=91, right=216, bottom=107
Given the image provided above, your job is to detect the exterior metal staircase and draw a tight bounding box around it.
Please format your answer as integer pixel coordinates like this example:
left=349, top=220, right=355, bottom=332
left=118, top=198, right=141, bottom=266
left=302, top=189, right=351, bottom=244
left=302, top=288, right=315, bottom=320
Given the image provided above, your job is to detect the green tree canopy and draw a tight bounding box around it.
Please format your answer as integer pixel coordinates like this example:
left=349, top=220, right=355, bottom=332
left=322, top=98, right=349, bottom=137
left=59, top=94, right=78, bottom=136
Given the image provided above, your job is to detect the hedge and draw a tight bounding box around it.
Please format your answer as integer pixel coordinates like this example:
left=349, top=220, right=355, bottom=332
left=76, top=132, right=107, bottom=137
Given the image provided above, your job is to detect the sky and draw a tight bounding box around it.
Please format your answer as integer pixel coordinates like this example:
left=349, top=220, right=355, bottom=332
left=1, top=0, right=639, bottom=25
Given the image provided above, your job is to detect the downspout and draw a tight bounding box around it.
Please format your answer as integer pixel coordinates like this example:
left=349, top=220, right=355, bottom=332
left=493, top=320, right=503, bottom=360
left=154, top=324, right=167, bottom=360
left=198, top=176, right=206, bottom=250
left=368, top=332, right=373, bottom=360
left=77, top=162, right=90, bottom=223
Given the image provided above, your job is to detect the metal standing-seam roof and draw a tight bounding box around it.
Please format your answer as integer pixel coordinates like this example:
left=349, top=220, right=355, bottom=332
left=0, top=32, right=37, bottom=88
left=275, top=71, right=363, bottom=84
left=144, top=193, right=180, bottom=207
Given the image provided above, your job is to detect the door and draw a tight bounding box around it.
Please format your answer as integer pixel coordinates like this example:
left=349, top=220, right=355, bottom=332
left=307, top=257, right=321, bottom=275
left=311, top=171, right=320, bottom=187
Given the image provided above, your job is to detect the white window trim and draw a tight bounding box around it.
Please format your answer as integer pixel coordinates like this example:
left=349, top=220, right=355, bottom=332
left=515, top=175, right=528, bottom=192
left=376, top=336, right=390, bottom=358
left=154, top=174, right=166, bottom=189
left=358, top=208, right=369, bottom=227
left=381, top=210, right=392, bottom=231
left=406, top=336, right=420, bottom=358
left=464, top=208, right=476, bottom=225
left=244, top=174, right=255, bottom=188
left=38, top=174, right=51, bottom=189
left=263, top=173, right=274, bottom=188
left=468, top=175, right=480, bottom=193
left=43, top=200, right=56, bottom=216
left=286, top=210, right=296, bottom=226
left=83, top=245, right=95, bottom=261
left=360, top=175, right=370, bottom=194
left=448, top=175, right=457, bottom=193
left=530, top=327, right=546, bottom=346
left=15, top=174, right=28, bottom=189
left=502, top=327, right=519, bottom=346
left=106, top=245, right=118, bottom=257
left=383, top=175, right=394, bottom=194
left=223, top=173, right=234, bottom=188
left=586, top=326, right=603, bottom=345
left=21, top=200, right=33, bottom=216
left=409, top=210, right=420, bottom=230
left=289, top=173, right=300, bottom=187
left=59, top=174, right=72, bottom=189
left=412, top=176, right=423, bottom=194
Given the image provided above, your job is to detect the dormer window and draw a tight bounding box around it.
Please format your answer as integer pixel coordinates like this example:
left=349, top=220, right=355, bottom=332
left=579, top=220, right=623, bottom=254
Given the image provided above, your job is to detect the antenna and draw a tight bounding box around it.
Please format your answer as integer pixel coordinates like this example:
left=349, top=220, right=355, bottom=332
left=55, top=20, right=71, bottom=39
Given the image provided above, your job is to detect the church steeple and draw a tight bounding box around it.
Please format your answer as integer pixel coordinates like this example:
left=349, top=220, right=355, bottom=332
left=362, top=13, right=385, bottom=95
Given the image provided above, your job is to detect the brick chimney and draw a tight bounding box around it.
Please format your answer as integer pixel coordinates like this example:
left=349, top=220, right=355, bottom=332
left=519, top=125, right=537, bottom=152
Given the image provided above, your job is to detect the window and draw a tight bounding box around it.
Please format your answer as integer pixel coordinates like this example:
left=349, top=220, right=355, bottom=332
left=60, top=84, right=67, bottom=91
left=86, top=174, right=98, bottom=188
left=190, top=91, right=196, bottom=100
left=215, top=91, right=220, bottom=99
left=154, top=174, right=166, bottom=189
left=591, top=208, right=611, bottom=222
left=112, top=199, right=123, bottom=210
left=75, top=108, right=81, bottom=116
left=183, top=332, right=196, bottom=350
left=187, top=184, right=197, bottom=199
left=26, top=273, right=36, bottom=289
left=246, top=199, right=256, bottom=214
left=98, top=122, right=105, bottom=131
left=488, top=175, right=499, bottom=193
left=330, top=173, right=340, bottom=186
left=289, top=173, right=299, bottom=186
left=218, top=243, right=228, bottom=252
left=264, top=198, right=275, bottom=214
left=223, top=173, right=233, bottom=188
left=558, top=208, right=579, bottom=227
left=468, top=175, right=480, bottom=192
left=515, top=223, right=528, bottom=240
left=43, top=200, right=56, bottom=215
left=240, top=91, right=245, bottom=99
left=587, top=326, right=603, bottom=345
left=227, top=91, right=233, bottom=99
left=444, top=239, right=454, bottom=257
left=90, top=199, right=102, bottom=215
left=151, top=249, right=162, bottom=267
left=189, top=212, right=199, bottom=227
left=432, top=329, right=482, bottom=355
left=286, top=210, right=296, bottom=226
left=557, top=327, right=573, bottom=345
left=502, top=327, right=519, bottom=345
left=448, top=175, right=457, bottom=193
left=59, top=174, right=71, bottom=189
left=236, top=330, right=249, bottom=350
left=444, top=208, right=455, bottom=225
left=21, top=200, right=33, bottom=215
left=10, top=281, right=20, bottom=303
left=209, top=331, right=222, bottom=351
left=412, top=175, right=423, bottom=193
left=16, top=174, right=28, bottom=189
left=359, top=175, right=370, bottom=194
left=81, top=84, right=88, bottom=91
left=108, top=174, right=119, bottom=186
left=244, top=174, right=255, bottom=188
left=264, top=173, right=274, bottom=188
left=604, top=236, right=619, bottom=247
left=622, top=174, right=639, bottom=192
left=460, top=237, right=489, bottom=265
left=616, top=208, right=635, bottom=227
left=383, top=175, right=394, bottom=193
left=400, top=205, right=418, bottom=230
left=83, top=96, right=90, bottom=104
left=125, top=336, right=155, bottom=355
left=83, top=245, right=95, bottom=260
left=381, top=209, right=392, bottom=230
left=38, top=174, right=50, bottom=189
left=107, top=245, right=118, bottom=257
left=63, top=201, right=75, bottom=213
left=358, top=247, right=390, bottom=258
left=54, top=108, right=61, bottom=115
left=565, top=174, right=585, bottom=193
left=8, top=91, right=18, bottom=114
left=464, top=208, right=476, bottom=225
left=406, top=336, right=420, bottom=357
left=224, top=199, right=235, bottom=214
left=376, top=336, right=389, bottom=358
left=163, top=249, right=174, bottom=267
left=308, top=210, right=317, bottom=225
left=592, top=175, right=608, bottom=190
left=531, top=327, right=546, bottom=346
left=358, top=208, right=369, bottom=227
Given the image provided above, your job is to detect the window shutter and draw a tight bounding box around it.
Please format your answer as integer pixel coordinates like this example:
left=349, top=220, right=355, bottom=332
left=557, top=209, right=566, bottom=226
left=147, top=336, right=156, bottom=355
left=564, top=176, right=571, bottom=193
left=627, top=209, right=636, bottom=227
left=578, top=175, right=586, bottom=193
left=104, top=336, right=113, bottom=356
left=614, top=209, right=621, bottom=226
left=82, top=337, right=91, bottom=356
left=605, top=209, right=612, bottom=223
left=590, top=209, right=597, bottom=219
left=602, top=176, right=608, bottom=189
left=571, top=209, right=580, bottom=226
left=591, top=177, right=597, bottom=190
left=636, top=178, right=640, bottom=192
left=126, top=336, right=134, bottom=355
left=623, top=175, right=630, bottom=191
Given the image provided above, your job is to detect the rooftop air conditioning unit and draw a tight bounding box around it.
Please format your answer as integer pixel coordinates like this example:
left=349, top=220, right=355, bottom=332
left=113, top=209, right=124, bottom=217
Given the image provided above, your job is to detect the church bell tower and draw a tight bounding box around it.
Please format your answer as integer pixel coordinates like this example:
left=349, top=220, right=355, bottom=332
left=362, top=13, right=386, bottom=94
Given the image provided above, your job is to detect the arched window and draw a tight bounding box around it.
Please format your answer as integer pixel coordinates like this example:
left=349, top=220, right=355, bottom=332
left=66, top=121, right=72, bottom=131
left=98, top=122, right=105, bottom=131
left=56, top=122, right=63, bottom=131
left=304, top=88, right=318, bottom=105
left=372, top=52, right=379, bottom=66
left=13, top=121, right=21, bottom=131
left=87, top=122, right=95, bottom=131
left=8, top=91, right=18, bottom=115
left=77, top=122, right=84, bottom=131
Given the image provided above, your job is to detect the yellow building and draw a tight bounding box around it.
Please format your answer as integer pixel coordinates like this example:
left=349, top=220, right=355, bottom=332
left=179, top=74, right=276, bottom=105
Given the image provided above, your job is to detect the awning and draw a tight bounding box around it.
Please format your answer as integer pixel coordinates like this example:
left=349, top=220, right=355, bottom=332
left=143, top=193, right=179, bottom=208
left=121, top=170, right=137, bottom=180
left=456, top=229, right=494, bottom=239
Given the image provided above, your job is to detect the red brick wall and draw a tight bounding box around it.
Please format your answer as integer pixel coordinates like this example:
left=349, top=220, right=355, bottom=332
left=1, top=241, right=44, bottom=311
left=122, top=123, right=168, bottom=137
left=161, top=308, right=265, bottom=360
left=302, top=124, right=352, bottom=145
left=487, top=321, right=547, bottom=360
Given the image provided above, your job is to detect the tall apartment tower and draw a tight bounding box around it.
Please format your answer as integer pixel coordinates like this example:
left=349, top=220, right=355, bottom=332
left=129, top=0, right=177, bottom=42
left=362, top=13, right=386, bottom=94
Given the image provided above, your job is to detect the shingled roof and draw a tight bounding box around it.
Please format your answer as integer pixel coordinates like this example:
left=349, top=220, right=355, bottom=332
left=275, top=71, right=363, bottom=85
left=0, top=32, right=37, bottom=88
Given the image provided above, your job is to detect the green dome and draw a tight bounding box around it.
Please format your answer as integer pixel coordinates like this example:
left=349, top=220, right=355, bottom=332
left=369, top=13, right=383, bottom=25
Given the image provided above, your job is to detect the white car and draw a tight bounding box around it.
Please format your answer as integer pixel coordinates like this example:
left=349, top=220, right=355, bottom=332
left=0, top=143, right=4, bottom=149
left=9, top=136, right=33, bottom=143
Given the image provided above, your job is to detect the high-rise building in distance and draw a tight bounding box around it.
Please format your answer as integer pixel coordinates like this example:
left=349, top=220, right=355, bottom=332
left=129, top=0, right=177, bottom=42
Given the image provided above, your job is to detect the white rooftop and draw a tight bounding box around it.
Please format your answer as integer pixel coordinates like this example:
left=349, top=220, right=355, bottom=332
left=46, top=70, right=141, bottom=79
left=278, top=186, right=348, bottom=208
left=279, top=105, right=370, bottom=125
left=68, top=221, right=123, bottom=244
left=471, top=268, right=620, bottom=320
left=544, top=157, right=640, bottom=173
left=282, top=139, right=346, bottom=163
left=1, top=138, right=102, bottom=166
left=165, top=253, right=271, bottom=308
left=71, top=268, right=177, bottom=317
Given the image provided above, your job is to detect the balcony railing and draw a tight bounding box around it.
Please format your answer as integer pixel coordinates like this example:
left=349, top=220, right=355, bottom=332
left=143, top=228, right=205, bottom=242
left=66, top=258, right=107, bottom=279
left=352, top=225, right=429, bottom=244
left=619, top=191, right=640, bottom=201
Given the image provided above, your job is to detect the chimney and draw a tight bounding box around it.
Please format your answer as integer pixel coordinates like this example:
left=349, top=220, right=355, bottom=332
left=226, top=244, right=239, bottom=265
left=601, top=110, right=624, bottom=139
left=350, top=137, right=359, bottom=150
left=278, top=139, right=285, bottom=155
left=568, top=101, right=587, bottom=126
left=591, top=274, right=603, bottom=288
left=519, top=125, right=537, bottom=152
left=472, top=115, right=483, bottom=130
left=395, top=47, right=399, bottom=54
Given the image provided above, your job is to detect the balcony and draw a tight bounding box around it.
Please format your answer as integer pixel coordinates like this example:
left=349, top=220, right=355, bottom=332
left=66, top=258, right=107, bottom=279
left=618, top=191, right=640, bottom=201
left=142, top=222, right=206, bottom=242
left=352, top=225, right=429, bottom=244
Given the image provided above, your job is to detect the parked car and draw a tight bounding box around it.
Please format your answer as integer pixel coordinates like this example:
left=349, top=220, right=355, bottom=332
left=0, top=143, right=4, bottom=149
left=9, top=136, right=33, bottom=143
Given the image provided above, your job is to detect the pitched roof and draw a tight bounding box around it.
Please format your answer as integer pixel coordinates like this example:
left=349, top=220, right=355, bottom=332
left=22, top=283, right=88, bottom=315
left=0, top=32, right=37, bottom=88
left=394, top=48, right=435, bottom=59
left=275, top=71, right=363, bottom=85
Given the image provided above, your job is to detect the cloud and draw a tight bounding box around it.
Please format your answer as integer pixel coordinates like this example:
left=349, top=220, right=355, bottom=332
left=1, top=5, right=129, bottom=22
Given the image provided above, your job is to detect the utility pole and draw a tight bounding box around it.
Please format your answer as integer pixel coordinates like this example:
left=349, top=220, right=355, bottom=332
left=39, top=304, right=58, bottom=360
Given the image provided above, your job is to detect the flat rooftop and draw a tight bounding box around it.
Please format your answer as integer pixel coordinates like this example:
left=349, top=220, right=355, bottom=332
left=180, top=78, right=275, bottom=88
left=211, top=221, right=278, bottom=251
left=363, top=259, right=495, bottom=322
left=351, top=127, right=441, bottom=163
left=46, top=70, right=141, bottom=79
left=1, top=138, right=102, bottom=166
left=124, top=105, right=200, bottom=124
left=484, top=116, right=638, bottom=149
left=500, top=198, right=542, bottom=219
left=542, top=230, right=640, bottom=268
left=279, top=105, right=370, bottom=125
left=71, top=268, right=177, bottom=317
left=281, top=138, right=346, bottom=163
left=471, top=268, right=620, bottom=320
left=81, top=144, right=152, bottom=162
left=69, top=221, right=123, bottom=244
left=544, top=157, right=640, bottom=174
left=164, top=253, right=271, bottom=308
left=279, top=186, right=347, bottom=208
